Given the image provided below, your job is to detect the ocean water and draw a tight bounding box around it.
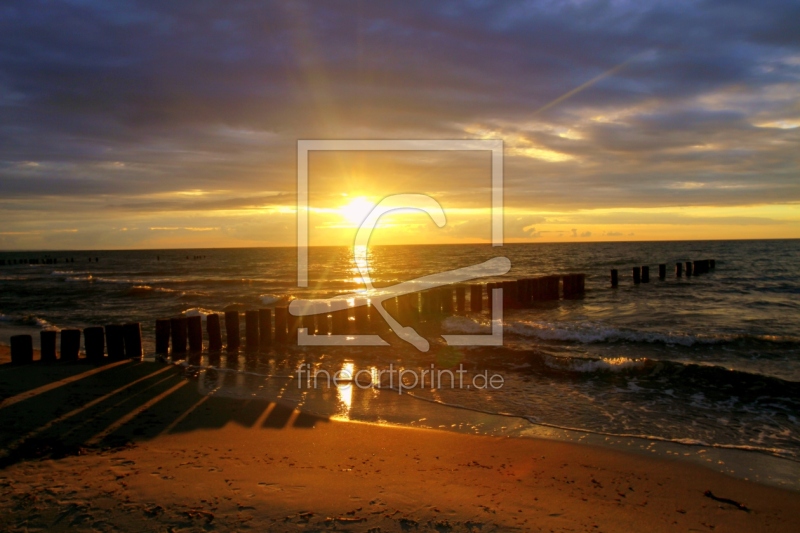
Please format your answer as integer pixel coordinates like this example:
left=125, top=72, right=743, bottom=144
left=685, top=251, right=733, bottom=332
left=1, top=240, right=799, bottom=477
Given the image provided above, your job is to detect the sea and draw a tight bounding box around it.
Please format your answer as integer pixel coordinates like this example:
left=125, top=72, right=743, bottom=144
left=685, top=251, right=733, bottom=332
left=1, top=240, right=799, bottom=488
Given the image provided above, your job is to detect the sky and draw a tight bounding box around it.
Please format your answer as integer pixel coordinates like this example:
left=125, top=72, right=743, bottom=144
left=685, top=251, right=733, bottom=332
left=0, top=0, right=798, bottom=250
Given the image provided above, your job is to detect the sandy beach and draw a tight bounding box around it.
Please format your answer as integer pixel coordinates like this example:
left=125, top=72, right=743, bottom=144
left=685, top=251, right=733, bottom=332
left=0, top=346, right=798, bottom=532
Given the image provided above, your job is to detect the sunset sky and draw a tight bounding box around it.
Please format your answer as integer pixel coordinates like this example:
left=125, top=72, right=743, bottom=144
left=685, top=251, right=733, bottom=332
left=0, top=0, right=798, bottom=250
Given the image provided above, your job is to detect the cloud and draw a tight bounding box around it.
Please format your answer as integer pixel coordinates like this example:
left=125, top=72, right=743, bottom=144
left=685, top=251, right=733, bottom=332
left=0, top=0, right=799, bottom=247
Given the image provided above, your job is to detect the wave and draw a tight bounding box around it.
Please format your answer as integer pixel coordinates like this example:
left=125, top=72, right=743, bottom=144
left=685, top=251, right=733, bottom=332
left=184, top=308, right=221, bottom=321
left=259, top=294, right=284, bottom=306
left=126, top=285, right=182, bottom=296
left=442, top=317, right=800, bottom=348
left=0, top=313, right=54, bottom=329
left=544, top=355, right=647, bottom=373
left=65, top=274, right=93, bottom=282
left=395, top=388, right=799, bottom=460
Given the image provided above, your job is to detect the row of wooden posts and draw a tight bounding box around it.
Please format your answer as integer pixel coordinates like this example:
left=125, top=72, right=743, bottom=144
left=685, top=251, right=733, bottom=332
left=609, top=259, right=715, bottom=287
left=0, top=257, right=81, bottom=265
left=8, top=323, right=143, bottom=365
left=156, top=274, right=586, bottom=355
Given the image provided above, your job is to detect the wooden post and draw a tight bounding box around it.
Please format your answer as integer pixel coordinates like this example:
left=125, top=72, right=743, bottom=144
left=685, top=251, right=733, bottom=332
left=83, top=326, right=105, bottom=363
left=658, top=264, right=666, bottom=280
left=685, top=261, right=693, bottom=277
left=331, top=307, right=348, bottom=335
left=10, top=335, right=33, bottom=364
left=610, top=269, right=618, bottom=288
left=562, top=274, right=572, bottom=298
left=676, top=262, right=683, bottom=277
left=258, top=309, right=272, bottom=349
left=632, top=266, right=641, bottom=284
left=641, top=266, right=650, bottom=283
left=224, top=311, right=240, bottom=351
left=516, top=279, right=527, bottom=306
left=710, top=259, right=715, bottom=269
left=274, top=307, right=288, bottom=344
left=288, top=312, right=302, bottom=344
left=187, top=316, right=203, bottom=352
left=169, top=317, right=187, bottom=356
left=60, top=329, right=81, bottom=362
left=529, top=277, right=541, bottom=301
left=470, top=285, right=482, bottom=313
left=207, top=314, right=222, bottom=351
left=546, top=275, right=560, bottom=300
left=501, top=280, right=517, bottom=308
left=40, top=330, right=57, bottom=362
left=455, top=285, right=466, bottom=313
left=123, top=322, right=143, bottom=359
left=486, top=283, right=495, bottom=312
left=440, top=286, right=454, bottom=314
left=155, top=319, right=171, bottom=354
left=106, top=324, right=125, bottom=360
left=245, top=310, right=260, bottom=350
left=354, top=300, right=369, bottom=331
left=301, top=313, right=315, bottom=336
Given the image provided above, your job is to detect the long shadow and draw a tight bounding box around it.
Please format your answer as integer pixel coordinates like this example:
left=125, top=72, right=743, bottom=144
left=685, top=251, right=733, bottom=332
left=0, top=359, right=328, bottom=469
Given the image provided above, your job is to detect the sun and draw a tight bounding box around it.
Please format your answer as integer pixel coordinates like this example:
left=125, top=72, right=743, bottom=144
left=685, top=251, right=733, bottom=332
left=339, top=196, right=375, bottom=225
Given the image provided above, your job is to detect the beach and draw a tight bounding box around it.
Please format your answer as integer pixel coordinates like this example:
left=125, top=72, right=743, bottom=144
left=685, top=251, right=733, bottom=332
left=2, top=346, right=799, bottom=532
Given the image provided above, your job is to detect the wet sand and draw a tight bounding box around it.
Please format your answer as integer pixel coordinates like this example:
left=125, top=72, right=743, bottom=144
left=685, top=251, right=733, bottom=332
left=1, top=345, right=799, bottom=532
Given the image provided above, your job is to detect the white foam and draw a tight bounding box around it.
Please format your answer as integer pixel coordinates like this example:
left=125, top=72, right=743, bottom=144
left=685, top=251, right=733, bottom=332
left=184, top=308, right=219, bottom=321
left=509, top=320, right=705, bottom=346
left=545, top=356, right=647, bottom=373
left=259, top=294, right=282, bottom=305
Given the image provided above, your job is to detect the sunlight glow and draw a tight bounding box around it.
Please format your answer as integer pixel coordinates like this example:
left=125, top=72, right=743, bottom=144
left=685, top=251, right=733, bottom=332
left=339, top=196, right=375, bottom=225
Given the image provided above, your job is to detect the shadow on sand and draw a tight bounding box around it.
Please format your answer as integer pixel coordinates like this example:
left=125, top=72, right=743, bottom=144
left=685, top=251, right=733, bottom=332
left=0, top=355, right=328, bottom=469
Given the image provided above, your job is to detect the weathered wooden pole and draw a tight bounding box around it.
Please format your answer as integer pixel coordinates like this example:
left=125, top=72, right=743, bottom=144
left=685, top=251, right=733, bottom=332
left=676, top=262, right=683, bottom=277
left=710, top=259, right=716, bottom=269
left=440, top=286, right=454, bottom=314
left=245, top=310, right=260, bottom=350
left=106, top=324, right=126, bottom=360
left=274, top=307, right=288, bottom=344
left=169, top=317, right=187, bottom=356
left=685, top=261, right=693, bottom=277
left=187, top=315, right=203, bottom=352
left=155, top=318, right=171, bottom=354
left=301, top=313, right=315, bottom=336
left=354, top=300, right=370, bottom=331
left=288, top=311, right=302, bottom=343
left=546, top=275, right=560, bottom=300
left=486, top=283, right=495, bottom=312
left=610, top=269, right=618, bottom=288
left=502, top=280, right=518, bottom=308
left=641, top=266, right=650, bottom=283
left=258, top=309, right=272, bottom=349
left=10, top=334, right=33, bottom=364
left=658, top=264, right=666, bottom=280
left=632, top=266, right=641, bottom=284
left=40, top=330, right=57, bottom=362
left=83, top=326, right=105, bottom=363
left=470, top=285, right=482, bottom=313
left=330, top=307, right=347, bottom=335
left=60, top=329, right=81, bottom=362
left=455, top=285, right=466, bottom=313
left=122, top=322, right=143, bottom=359
left=224, top=311, right=240, bottom=351
left=206, top=313, right=222, bottom=351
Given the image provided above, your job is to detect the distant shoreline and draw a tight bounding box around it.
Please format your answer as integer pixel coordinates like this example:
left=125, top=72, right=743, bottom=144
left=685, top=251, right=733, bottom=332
left=0, top=236, right=799, bottom=253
